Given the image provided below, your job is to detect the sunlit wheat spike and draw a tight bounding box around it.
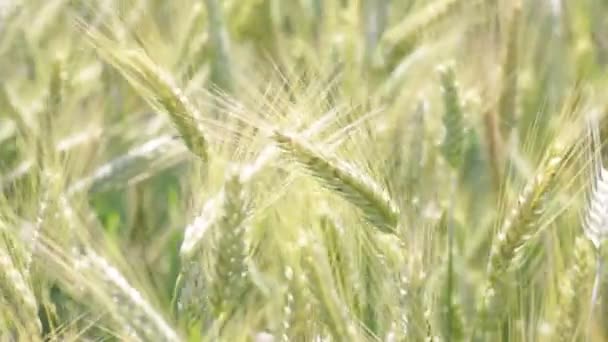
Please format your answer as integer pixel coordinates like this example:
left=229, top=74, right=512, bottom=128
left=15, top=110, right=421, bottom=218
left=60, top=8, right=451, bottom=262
left=180, top=195, right=220, bottom=262
left=77, top=22, right=208, bottom=161
left=179, top=166, right=251, bottom=319
left=584, top=166, right=608, bottom=249
left=487, top=149, right=564, bottom=278
left=273, top=130, right=400, bottom=234
left=438, top=63, right=465, bottom=169
left=554, top=236, right=595, bottom=342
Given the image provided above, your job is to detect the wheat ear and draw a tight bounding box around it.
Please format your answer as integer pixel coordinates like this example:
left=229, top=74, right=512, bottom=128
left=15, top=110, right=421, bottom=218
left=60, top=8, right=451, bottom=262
left=438, top=64, right=465, bottom=169
left=487, top=150, right=563, bottom=279
left=68, top=135, right=186, bottom=194
left=77, top=23, right=208, bottom=161
left=178, top=167, right=251, bottom=322
left=554, top=236, right=595, bottom=342
left=204, top=0, right=233, bottom=92
left=584, top=166, right=608, bottom=249
left=272, top=130, right=400, bottom=234
left=76, top=250, right=181, bottom=342
left=480, top=147, right=564, bottom=324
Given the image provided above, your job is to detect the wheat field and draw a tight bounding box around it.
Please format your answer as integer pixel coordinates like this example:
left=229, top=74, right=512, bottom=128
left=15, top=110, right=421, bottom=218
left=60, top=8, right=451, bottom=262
left=1, top=0, right=608, bottom=341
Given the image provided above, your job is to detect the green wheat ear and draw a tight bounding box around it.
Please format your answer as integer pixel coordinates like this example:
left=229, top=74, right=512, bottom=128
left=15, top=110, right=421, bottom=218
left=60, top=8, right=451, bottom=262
left=76, top=22, right=208, bottom=161
left=480, top=145, right=565, bottom=327
left=554, top=236, right=595, bottom=342
left=438, top=63, right=465, bottom=169
left=204, top=0, right=233, bottom=92
left=272, top=130, right=400, bottom=234
left=178, top=166, right=252, bottom=325
left=74, top=250, right=181, bottom=341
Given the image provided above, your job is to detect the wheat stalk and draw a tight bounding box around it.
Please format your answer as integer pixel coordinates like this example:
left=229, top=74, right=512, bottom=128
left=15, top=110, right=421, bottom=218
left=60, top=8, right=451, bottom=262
left=178, top=166, right=252, bottom=324
left=554, top=236, right=595, bottom=342
left=68, top=135, right=186, bottom=194
left=208, top=170, right=252, bottom=318
left=487, top=151, right=563, bottom=279
left=498, top=0, right=521, bottom=139
left=584, top=166, right=608, bottom=249
left=438, top=63, right=465, bottom=169
left=75, top=250, right=181, bottom=342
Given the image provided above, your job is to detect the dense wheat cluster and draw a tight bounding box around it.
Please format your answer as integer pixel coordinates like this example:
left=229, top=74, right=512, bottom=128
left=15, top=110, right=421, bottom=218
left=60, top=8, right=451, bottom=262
left=2, top=0, right=608, bottom=341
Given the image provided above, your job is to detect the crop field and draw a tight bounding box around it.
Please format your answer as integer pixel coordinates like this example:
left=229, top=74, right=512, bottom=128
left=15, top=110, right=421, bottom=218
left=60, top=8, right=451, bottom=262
left=1, top=0, right=608, bottom=341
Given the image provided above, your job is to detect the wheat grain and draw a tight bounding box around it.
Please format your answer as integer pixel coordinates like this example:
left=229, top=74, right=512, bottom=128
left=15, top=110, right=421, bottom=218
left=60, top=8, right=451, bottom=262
left=0, top=220, right=41, bottom=336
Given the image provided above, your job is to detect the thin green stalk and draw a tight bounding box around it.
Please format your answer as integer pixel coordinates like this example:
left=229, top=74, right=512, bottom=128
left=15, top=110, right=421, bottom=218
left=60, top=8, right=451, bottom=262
left=204, top=0, right=233, bottom=92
